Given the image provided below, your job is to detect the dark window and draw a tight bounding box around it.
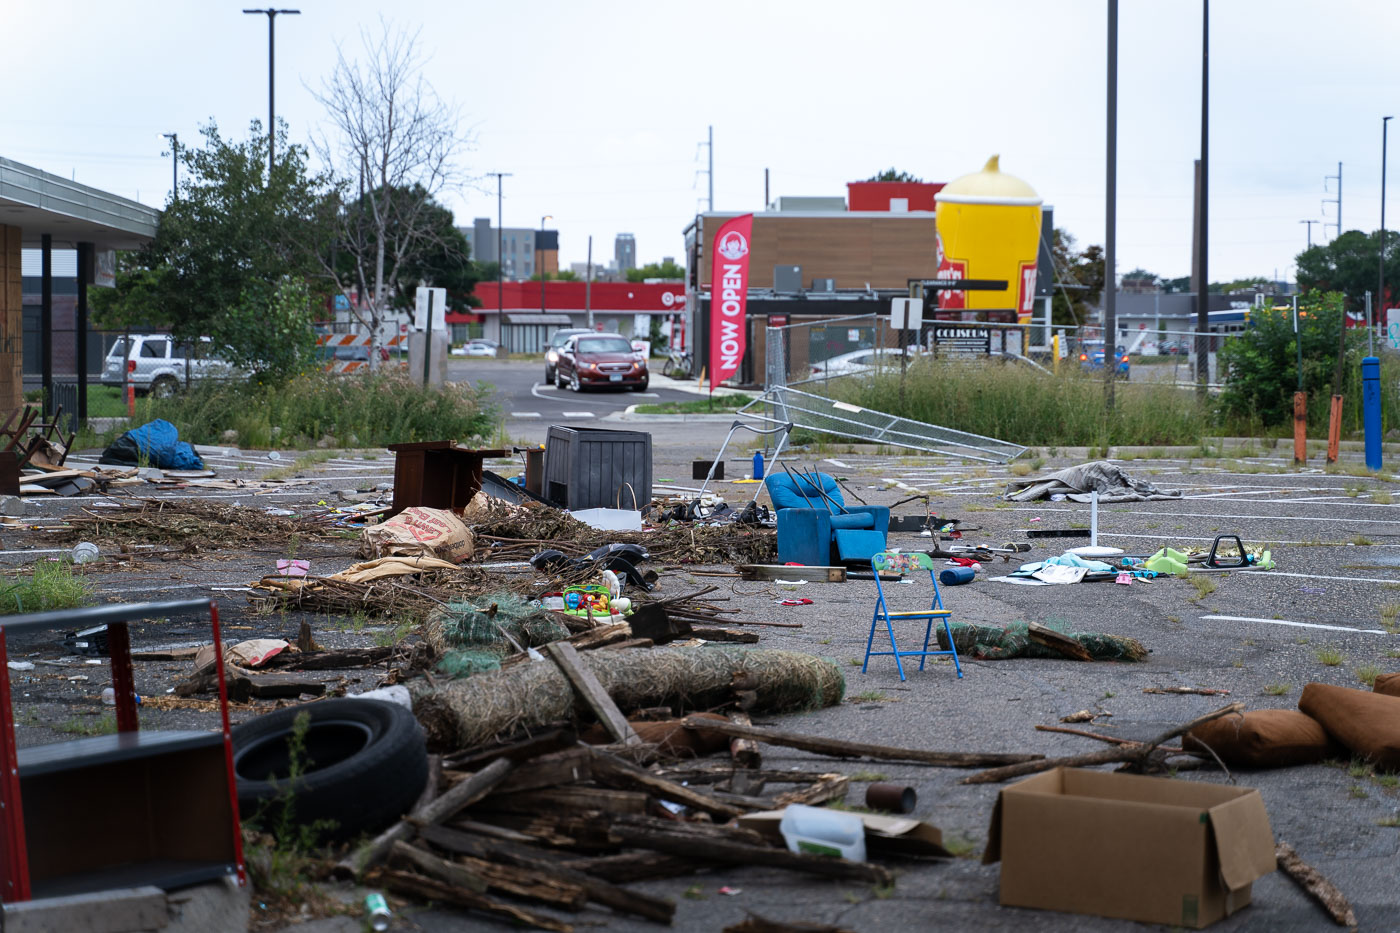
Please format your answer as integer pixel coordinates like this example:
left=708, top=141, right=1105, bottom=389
left=141, top=339, right=169, bottom=359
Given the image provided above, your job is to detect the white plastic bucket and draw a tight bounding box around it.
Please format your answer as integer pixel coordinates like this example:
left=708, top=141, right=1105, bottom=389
left=778, top=804, right=866, bottom=862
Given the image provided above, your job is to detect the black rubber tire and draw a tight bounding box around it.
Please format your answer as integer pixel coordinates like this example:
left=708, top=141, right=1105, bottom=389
left=543, top=365, right=554, bottom=384
left=232, top=698, right=427, bottom=841
left=150, top=376, right=179, bottom=399
left=630, top=380, right=649, bottom=392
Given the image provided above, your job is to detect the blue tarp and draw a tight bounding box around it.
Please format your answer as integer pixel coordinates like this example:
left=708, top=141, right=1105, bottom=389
left=99, top=420, right=204, bottom=471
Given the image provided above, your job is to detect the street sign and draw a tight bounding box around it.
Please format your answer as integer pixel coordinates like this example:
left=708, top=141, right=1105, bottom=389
left=1387, top=308, right=1400, bottom=351
left=414, top=287, right=448, bottom=332
left=933, top=325, right=991, bottom=357
left=890, top=298, right=924, bottom=330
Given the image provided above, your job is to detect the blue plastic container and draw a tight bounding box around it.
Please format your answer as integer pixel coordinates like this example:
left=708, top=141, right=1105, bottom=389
left=939, top=566, right=976, bottom=586
left=753, top=450, right=765, bottom=480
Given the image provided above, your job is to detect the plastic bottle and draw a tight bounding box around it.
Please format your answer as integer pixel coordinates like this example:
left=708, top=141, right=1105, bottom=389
left=71, top=542, right=99, bottom=564
left=364, top=892, right=391, bottom=931
left=752, top=450, right=765, bottom=480
left=101, top=687, right=141, bottom=706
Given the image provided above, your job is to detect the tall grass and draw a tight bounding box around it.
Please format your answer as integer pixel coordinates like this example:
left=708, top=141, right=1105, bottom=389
left=825, top=362, right=1211, bottom=447
left=140, top=370, right=496, bottom=449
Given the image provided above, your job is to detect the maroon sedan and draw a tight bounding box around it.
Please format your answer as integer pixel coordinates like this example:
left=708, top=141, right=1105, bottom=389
left=554, top=334, right=649, bottom=392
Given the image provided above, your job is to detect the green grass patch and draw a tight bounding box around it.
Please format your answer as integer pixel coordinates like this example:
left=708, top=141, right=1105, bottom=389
left=1263, top=682, right=1290, bottom=697
left=823, top=361, right=1212, bottom=447
left=1315, top=646, right=1345, bottom=667
left=633, top=393, right=752, bottom=415
left=1356, top=664, right=1383, bottom=687
left=0, top=561, right=96, bottom=615
left=136, top=370, right=495, bottom=449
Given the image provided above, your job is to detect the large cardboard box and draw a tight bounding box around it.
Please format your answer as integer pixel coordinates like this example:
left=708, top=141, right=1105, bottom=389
left=982, top=768, right=1276, bottom=928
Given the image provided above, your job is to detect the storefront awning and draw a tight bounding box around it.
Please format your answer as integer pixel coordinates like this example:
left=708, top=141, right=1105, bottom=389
left=503, top=313, right=573, bottom=325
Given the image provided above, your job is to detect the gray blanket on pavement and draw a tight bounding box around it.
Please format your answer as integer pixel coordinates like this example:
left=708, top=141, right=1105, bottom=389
left=1003, top=460, right=1183, bottom=503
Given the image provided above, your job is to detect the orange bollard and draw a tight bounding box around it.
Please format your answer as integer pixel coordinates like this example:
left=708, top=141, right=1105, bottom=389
left=126, top=384, right=135, bottom=418
left=1293, top=392, right=1308, bottom=465
left=1326, top=394, right=1343, bottom=464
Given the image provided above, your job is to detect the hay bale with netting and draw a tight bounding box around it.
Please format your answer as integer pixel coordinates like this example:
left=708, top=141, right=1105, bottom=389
left=936, top=621, right=1146, bottom=662
left=409, top=646, right=845, bottom=751
left=423, top=593, right=570, bottom=678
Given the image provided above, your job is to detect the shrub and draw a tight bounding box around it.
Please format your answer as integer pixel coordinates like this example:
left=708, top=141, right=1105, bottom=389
left=141, top=370, right=496, bottom=449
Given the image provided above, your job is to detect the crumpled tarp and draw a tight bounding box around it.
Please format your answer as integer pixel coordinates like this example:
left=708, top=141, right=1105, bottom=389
left=99, top=419, right=204, bottom=471
left=1003, top=460, right=1182, bottom=503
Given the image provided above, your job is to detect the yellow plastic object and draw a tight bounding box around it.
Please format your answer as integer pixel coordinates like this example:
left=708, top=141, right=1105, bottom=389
left=934, top=155, right=1044, bottom=326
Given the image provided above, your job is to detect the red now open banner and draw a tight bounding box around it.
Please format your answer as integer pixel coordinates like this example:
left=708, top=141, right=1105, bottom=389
left=709, top=214, right=753, bottom=390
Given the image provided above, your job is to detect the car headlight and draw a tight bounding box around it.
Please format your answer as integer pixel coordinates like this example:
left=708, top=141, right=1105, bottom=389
left=546, top=350, right=558, bottom=363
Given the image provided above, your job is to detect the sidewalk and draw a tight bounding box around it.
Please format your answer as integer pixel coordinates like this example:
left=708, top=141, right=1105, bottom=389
left=647, top=371, right=752, bottom=398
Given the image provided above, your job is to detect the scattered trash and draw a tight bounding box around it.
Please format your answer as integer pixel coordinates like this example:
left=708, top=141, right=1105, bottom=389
left=275, top=559, right=309, bottom=577
left=100, top=686, right=141, bottom=705
left=939, top=566, right=976, bottom=586
left=99, top=419, right=204, bottom=471
left=718, top=886, right=742, bottom=896
left=6, top=661, right=33, bottom=671
left=267, top=451, right=282, bottom=461
left=362, top=892, right=392, bottom=931
left=1004, top=461, right=1183, bottom=503
left=63, top=624, right=108, bottom=656
left=362, top=507, right=474, bottom=563
left=779, top=803, right=866, bottom=861
left=1114, top=572, right=1132, bottom=585
left=865, top=783, right=917, bottom=814
left=936, top=621, right=1147, bottom=662
left=777, top=598, right=813, bottom=606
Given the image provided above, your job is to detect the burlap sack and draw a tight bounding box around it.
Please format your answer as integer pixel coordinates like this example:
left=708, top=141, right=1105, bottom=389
left=1183, top=708, right=1341, bottom=768
left=361, top=507, right=473, bottom=563
left=1299, top=682, right=1400, bottom=770
left=1373, top=672, right=1400, bottom=698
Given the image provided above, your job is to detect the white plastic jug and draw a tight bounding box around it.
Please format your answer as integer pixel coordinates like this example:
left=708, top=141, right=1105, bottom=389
left=778, top=804, right=866, bottom=862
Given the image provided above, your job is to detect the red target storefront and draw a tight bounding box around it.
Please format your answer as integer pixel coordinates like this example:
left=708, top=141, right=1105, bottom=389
left=447, top=281, right=686, bottom=353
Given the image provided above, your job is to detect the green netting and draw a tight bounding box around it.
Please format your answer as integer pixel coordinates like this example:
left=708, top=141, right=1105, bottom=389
left=935, top=620, right=1146, bottom=662
left=429, top=593, right=571, bottom=680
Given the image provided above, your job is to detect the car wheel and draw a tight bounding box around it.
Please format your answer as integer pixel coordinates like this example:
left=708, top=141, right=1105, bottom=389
left=544, top=366, right=554, bottom=384
left=232, top=698, right=427, bottom=842
left=631, top=380, right=649, bottom=392
left=150, top=376, right=178, bottom=399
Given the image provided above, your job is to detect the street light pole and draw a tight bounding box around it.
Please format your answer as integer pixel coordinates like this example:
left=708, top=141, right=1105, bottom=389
left=161, top=133, right=179, bottom=202
left=243, top=8, right=300, bottom=181
left=1300, top=219, right=1319, bottom=249
left=486, top=172, right=511, bottom=336
left=539, top=215, right=553, bottom=313
left=1382, top=116, right=1393, bottom=320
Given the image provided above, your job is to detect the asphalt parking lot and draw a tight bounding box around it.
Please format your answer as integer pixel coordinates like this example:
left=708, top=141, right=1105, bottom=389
left=4, top=432, right=1398, bottom=932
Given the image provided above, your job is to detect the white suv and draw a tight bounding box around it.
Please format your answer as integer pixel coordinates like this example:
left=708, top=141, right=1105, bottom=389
left=101, top=335, right=238, bottom=397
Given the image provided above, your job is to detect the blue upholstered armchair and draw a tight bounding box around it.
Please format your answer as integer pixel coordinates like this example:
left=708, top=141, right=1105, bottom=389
left=764, top=472, right=890, bottom=566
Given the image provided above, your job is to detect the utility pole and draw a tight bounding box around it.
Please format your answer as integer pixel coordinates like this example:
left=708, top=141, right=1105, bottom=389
left=764, top=168, right=769, bottom=210
left=1382, top=117, right=1393, bottom=314
left=697, top=127, right=714, bottom=211
left=539, top=215, right=552, bottom=313
left=242, top=8, right=300, bottom=180
left=1300, top=219, right=1319, bottom=249
left=1104, top=0, right=1118, bottom=409
left=487, top=172, right=511, bottom=329
left=161, top=133, right=179, bottom=202
left=585, top=236, right=594, bottom=329
left=1324, top=162, right=1343, bottom=239
left=1196, top=0, right=1210, bottom=393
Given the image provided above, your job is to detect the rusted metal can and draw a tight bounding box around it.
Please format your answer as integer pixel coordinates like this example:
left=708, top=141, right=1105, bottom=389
left=865, top=783, right=917, bottom=814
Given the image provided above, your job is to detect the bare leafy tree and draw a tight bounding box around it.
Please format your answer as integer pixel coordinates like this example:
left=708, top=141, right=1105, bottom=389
left=311, top=20, right=470, bottom=365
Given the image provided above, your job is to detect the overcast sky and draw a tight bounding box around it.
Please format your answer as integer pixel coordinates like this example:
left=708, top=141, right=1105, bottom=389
left=6, top=1, right=1397, bottom=283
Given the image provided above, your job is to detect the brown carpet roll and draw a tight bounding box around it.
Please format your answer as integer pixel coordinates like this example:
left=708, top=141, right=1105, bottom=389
left=1184, top=708, right=1341, bottom=768
left=1298, top=682, right=1400, bottom=770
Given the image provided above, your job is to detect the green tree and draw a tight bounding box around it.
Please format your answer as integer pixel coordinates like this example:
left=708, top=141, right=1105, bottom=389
left=1048, top=229, right=1105, bottom=327
left=865, top=168, right=923, bottom=183
left=528, top=269, right=579, bottom=281
left=625, top=259, right=685, bottom=283
left=1217, top=291, right=1359, bottom=428
left=93, top=121, right=327, bottom=380
left=1296, top=230, right=1400, bottom=313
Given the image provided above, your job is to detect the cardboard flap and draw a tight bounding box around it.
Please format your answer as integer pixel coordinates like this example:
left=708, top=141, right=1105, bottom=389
left=981, top=791, right=1004, bottom=864
left=1208, top=792, right=1277, bottom=891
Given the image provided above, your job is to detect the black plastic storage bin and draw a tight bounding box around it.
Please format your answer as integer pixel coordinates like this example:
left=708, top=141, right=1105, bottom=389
left=544, top=426, right=653, bottom=511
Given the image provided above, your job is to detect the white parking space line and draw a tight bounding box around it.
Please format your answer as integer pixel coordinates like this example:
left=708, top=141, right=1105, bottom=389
left=511, top=412, right=542, bottom=419
left=561, top=411, right=596, bottom=418
left=1200, top=614, right=1390, bottom=635
left=1099, top=532, right=1400, bottom=549
left=1003, top=506, right=1400, bottom=525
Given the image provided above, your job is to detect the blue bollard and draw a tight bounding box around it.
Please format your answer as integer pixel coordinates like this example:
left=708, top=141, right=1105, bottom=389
left=1363, top=356, right=1382, bottom=472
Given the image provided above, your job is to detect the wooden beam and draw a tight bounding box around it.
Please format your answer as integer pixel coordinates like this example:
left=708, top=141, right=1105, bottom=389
left=612, top=824, right=892, bottom=885
left=374, top=868, right=573, bottom=933
left=545, top=642, right=641, bottom=745
left=738, top=564, right=846, bottom=582
left=681, top=716, right=1042, bottom=768
left=586, top=748, right=743, bottom=819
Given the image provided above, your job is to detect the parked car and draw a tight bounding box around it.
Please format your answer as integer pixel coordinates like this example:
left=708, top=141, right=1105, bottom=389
left=1079, top=342, right=1131, bottom=376
left=101, top=334, right=238, bottom=397
left=329, top=345, right=390, bottom=362
left=451, top=339, right=500, bottom=358
left=810, top=347, right=919, bottom=377
left=554, top=333, right=648, bottom=391
left=544, top=329, right=593, bottom=383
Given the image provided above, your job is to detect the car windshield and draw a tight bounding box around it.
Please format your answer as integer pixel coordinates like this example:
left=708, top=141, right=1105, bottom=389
left=575, top=337, right=632, bottom=354
left=551, top=331, right=587, bottom=348
left=107, top=338, right=129, bottom=358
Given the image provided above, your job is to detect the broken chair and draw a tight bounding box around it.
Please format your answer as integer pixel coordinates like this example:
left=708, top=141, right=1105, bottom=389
left=863, top=551, right=963, bottom=681
left=764, top=470, right=888, bottom=566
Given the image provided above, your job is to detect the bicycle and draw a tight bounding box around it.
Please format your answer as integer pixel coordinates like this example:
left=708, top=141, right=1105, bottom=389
left=661, top=350, right=693, bottom=379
